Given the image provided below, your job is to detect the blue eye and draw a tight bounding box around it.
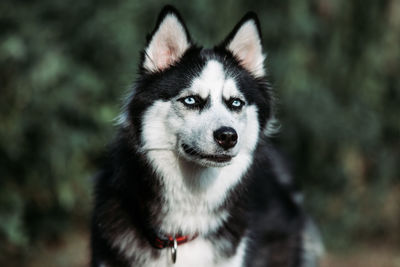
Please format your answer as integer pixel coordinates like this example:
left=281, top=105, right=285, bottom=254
left=229, top=98, right=244, bottom=110
left=179, top=95, right=204, bottom=109
left=232, top=100, right=242, bottom=107
left=184, top=96, right=196, bottom=105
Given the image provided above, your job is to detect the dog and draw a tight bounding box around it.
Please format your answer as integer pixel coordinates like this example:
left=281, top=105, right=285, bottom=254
left=91, top=5, right=323, bottom=267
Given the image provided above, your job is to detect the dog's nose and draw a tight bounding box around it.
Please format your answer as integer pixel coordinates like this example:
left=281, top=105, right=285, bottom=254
left=213, top=127, right=238, bottom=150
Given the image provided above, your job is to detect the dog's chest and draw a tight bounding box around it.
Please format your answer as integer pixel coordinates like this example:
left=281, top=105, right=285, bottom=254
left=149, top=151, right=244, bottom=234
left=158, top=182, right=230, bottom=235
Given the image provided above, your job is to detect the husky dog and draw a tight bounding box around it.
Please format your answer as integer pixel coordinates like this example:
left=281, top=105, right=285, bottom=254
left=91, top=5, right=323, bottom=267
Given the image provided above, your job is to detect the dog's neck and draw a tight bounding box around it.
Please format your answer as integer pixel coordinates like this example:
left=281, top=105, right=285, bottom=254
left=144, top=149, right=252, bottom=236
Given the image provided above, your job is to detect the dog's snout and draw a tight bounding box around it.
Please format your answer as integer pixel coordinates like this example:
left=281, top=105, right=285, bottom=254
left=213, top=127, right=238, bottom=150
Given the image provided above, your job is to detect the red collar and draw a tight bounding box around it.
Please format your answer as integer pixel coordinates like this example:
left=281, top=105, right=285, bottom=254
left=153, top=233, right=199, bottom=249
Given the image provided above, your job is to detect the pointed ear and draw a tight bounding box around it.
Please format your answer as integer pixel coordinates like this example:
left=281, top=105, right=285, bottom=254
left=142, top=6, right=191, bottom=73
left=222, top=13, right=266, bottom=77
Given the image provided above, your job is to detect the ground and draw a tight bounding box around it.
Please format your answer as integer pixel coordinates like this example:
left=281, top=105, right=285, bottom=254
left=20, top=227, right=400, bottom=267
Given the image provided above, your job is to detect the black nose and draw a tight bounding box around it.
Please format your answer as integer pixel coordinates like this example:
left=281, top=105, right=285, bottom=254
left=213, top=127, right=238, bottom=150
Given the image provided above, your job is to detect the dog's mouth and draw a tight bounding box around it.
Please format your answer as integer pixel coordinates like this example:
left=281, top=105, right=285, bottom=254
left=181, top=144, right=233, bottom=163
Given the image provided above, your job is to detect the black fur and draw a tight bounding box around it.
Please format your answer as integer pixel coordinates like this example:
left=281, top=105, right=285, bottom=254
left=91, top=6, right=311, bottom=267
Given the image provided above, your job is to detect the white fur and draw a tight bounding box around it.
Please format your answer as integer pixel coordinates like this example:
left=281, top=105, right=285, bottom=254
left=227, top=20, right=266, bottom=78
left=115, top=111, right=129, bottom=127
left=218, top=237, right=248, bottom=267
left=140, top=60, right=260, bottom=236
left=264, top=116, right=281, bottom=137
left=185, top=60, right=243, bottom=103
left=143, top=14, right=190, bottom=72
left=141, top=100, right=256, bottom=234
left=112, top=229, right=247, bottom=267
left=301, top=219, right=324, bottom=267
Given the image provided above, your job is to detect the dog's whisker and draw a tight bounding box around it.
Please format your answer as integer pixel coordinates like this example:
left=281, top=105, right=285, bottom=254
left=183, top=145, right=201, bottom=156
left=139, top=147, right=175, bottom=152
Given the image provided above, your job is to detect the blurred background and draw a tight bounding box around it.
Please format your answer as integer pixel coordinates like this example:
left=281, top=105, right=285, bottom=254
left=0, top=0, right=399, bottom=266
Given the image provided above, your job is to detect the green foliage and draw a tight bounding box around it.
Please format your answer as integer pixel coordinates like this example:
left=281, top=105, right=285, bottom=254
left=0, top=0, right=399, bottom=262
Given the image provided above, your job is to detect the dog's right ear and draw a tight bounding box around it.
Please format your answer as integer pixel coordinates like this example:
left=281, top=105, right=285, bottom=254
left=142, top=6, right=192, bottom=73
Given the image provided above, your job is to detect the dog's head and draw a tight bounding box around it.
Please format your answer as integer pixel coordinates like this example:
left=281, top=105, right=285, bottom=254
left=120, top=6, right=276, bottom=169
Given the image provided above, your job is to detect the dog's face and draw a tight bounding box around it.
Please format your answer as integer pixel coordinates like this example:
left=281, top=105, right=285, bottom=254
left=122, top=7, right=274, bottom=169
left=160, top=59, right=261, bottom=168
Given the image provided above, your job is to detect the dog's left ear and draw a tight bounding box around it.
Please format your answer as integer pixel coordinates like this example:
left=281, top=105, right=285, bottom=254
left=142, top=6, right=192, bottom=73
left=221, top=13, right=266, bottom=78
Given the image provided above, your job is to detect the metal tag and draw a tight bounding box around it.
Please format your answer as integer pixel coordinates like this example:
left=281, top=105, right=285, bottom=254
left=171, top=238, right=177, bottom=264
